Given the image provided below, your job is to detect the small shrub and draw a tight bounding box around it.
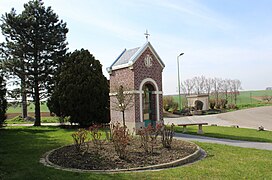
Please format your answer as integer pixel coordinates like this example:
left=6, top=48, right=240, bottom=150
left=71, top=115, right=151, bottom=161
left=71, top=128, right=89, bottom=154
left=111, top=123, right=131, bottom=159
left=138, top=123, right=163, bottom=154
left=163, top=96, right=178, bottom=112
left=215, top=103, right=221, bottom=109
left=161, top=123, right=175, bottom=149
left=219, top=99, right=228, bottom=109
left=105, top=128, right=112, bottom=141
left=89, top=124, right=105, bottom=150
left=209, top=99, right=216, bottom=109
left=228, top=103, right=237, bottom=109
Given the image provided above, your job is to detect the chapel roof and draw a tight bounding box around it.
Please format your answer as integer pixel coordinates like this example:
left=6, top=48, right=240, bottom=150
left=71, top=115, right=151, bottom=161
left=107, top=42, right=165, bottom=73
left=112, top=47, right=140, bottom=67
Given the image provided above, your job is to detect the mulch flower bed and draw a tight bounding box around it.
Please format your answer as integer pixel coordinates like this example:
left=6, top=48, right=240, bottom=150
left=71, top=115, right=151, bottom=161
left=48, top=138, right=198, bottom=170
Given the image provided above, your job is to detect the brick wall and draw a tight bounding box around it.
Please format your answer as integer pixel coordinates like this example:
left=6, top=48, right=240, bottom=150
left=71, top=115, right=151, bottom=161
left=133, top=48, right=163, bottom=121
left=109, top=46, right=164, bottom=128
left=109, top=67, right=134, bottom=93
left=133, top=48, right=163, bottom=91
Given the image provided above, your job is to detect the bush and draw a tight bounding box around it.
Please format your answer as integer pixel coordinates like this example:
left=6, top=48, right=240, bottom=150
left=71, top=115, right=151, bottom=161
left=111, top=123, right=131, bottom=159
left=209, top=99, right=216, bottom=109
left=71, top=129, right=90, bottom=154
left=228, top=103, right=237, bottom=109
left=89, top=124, right=105, bottom=150
left=216, top=99, right=228, bottom=109
left=161, top=123, right=175, bottom=149
left=138, top=123, right=163, bottom=154
left=163, top=96, right=178, bottom=112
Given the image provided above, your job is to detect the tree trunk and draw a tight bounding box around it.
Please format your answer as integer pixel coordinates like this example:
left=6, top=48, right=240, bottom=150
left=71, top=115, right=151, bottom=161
left=21, top=78, right=27, bottom=118
left=122, top=110, right=126, bottom=136
left=122, top=110, right=125, bottom=128
left=33, top=78, right=41, bottom=126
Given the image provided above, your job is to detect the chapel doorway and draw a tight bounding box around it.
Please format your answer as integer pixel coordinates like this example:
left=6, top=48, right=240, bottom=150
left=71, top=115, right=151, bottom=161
left=143, top=83, right=156, bottom=127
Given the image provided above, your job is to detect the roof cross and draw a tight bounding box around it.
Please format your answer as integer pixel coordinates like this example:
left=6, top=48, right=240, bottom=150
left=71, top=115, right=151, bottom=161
left=144, top=29, right=150, bottom=41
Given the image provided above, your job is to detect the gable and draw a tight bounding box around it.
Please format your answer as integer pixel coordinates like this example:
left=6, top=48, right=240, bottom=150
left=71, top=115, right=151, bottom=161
left=107, top=42, right=165, bottom=73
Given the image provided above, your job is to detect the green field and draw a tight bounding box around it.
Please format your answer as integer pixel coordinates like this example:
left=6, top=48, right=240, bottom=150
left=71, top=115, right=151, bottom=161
left=169, top=89, right=272, bottom=106
left=1, top=126, right=272, bottom=179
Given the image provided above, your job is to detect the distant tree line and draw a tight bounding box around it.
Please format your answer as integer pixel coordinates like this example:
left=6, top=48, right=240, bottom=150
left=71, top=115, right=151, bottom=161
left=181, top=76, right=242, bottom=105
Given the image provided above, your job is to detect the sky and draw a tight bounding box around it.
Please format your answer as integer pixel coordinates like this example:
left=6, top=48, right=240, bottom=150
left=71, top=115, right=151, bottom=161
left=0, top=0, right=271, bottom=94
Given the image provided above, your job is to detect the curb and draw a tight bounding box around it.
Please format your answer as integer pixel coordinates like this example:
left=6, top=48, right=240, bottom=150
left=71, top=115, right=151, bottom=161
left=40, top=143, right=206, bottom=173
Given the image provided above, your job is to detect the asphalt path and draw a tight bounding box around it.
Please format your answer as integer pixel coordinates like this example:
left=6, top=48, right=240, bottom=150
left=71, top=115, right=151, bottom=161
left=165, top=106, right=272, bottom=130
left=175, top=133, right=272, bottom=151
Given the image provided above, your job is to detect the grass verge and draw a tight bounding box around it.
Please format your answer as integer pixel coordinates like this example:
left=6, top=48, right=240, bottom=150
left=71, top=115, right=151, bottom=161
left=5, top=116, right=60, bottom=124
left=174, top=125, right=272, bottom=143
left=1, top=126, right=272, bottom=179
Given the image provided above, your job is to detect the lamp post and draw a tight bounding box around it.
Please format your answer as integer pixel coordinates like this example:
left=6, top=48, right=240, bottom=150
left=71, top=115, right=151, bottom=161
left=177, top=52, right=184, bottom=111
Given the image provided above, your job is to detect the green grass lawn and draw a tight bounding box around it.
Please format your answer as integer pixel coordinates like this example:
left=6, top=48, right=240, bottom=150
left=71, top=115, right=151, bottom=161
left=5, top=116, right=60, bottom=124
left=1, top=126, right=272, bottom=179
left=174, top=125, right=272, bottom=143
left=7, top=103, right=49, bottom=113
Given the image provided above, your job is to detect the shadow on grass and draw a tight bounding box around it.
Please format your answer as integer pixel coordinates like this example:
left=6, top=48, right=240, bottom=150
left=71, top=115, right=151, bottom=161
left=0, top=126, right=140, bottom=179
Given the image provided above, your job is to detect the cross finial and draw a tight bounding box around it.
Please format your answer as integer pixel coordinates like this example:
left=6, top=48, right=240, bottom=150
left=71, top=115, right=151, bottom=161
left=144, top=29, right=150, bottom=41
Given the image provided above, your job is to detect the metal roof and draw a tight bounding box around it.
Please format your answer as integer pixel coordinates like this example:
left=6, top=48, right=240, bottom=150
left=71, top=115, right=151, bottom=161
left=111, top=47, right=140, bottom=67
left=107, top=42, right=165, bottom=73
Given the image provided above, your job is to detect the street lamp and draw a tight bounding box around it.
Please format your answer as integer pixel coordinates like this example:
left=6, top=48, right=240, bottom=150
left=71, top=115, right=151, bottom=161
left=177, top=52, right=184, bottom=111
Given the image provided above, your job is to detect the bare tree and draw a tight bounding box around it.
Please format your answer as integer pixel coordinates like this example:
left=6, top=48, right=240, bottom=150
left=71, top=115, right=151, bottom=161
left=111, top=85, right=134, bottom=128
left=182, top=76, right=242, bottom=107
left=230, top=79, right=242, bottom=104
left=195, top=75, right=206, bottom=94
left=182, top=79, right=195, bottom=95
left=204, top=77, right=213, bottom=97
left=211, top=78, right=223, bottom=105
left=221, top=79, right=231, bottom=101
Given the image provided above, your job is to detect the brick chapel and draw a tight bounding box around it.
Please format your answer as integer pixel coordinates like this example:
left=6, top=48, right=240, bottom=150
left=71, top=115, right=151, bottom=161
left=107, top=41, right=165, bottom=131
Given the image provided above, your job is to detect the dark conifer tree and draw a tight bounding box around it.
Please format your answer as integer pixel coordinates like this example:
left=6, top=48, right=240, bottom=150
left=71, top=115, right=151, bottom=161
left=48, top=49, right=109, bottom=126
left=0, top=75, right=7, bottom=126
left=0, top=0, right=68, bottom=126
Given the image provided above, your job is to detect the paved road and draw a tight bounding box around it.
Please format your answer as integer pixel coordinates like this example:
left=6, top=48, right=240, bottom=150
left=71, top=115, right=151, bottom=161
left=175, top=133, right=272, bottom=151
left=165, top=106, right=272, bottom=130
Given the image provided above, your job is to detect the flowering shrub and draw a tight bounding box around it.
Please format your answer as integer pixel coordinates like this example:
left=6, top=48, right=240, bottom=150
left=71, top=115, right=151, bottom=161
left=71, top=128, right=89, bottom=154
left=111, top=123, right=131, bottom=159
